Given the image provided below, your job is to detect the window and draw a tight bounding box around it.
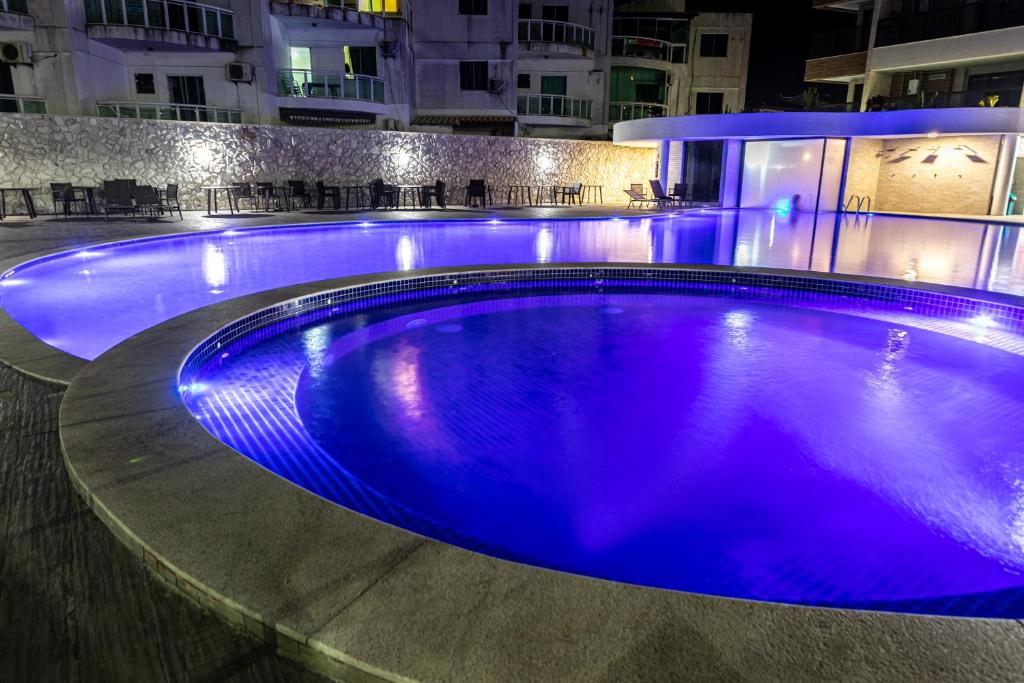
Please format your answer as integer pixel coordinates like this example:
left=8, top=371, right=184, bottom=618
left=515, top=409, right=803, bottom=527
left=345, top=46, right=377, bottom=76
left=168, top=76, right=206, bottom=105
left=460, top=61, right=489, bottom=90
left=699, top=33, right=728, bottom=57
left=289, top=46, right=311, bottom=71
left=519, top=2, right=531, bottom=18
left=541, top=4, right=568, bottom=21
left=540, top=75, right=566, bottom=95
left=695, top=91, right=724, bottom=114
left=459, top=0, right=487, bottom=15
left=518, top=73, right=531, bottom=89
left=134, top=73, right=155, bottom=94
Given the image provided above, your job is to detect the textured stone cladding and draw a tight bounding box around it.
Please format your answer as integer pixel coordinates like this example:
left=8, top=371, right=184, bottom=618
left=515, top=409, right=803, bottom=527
left=0, top=114, right=658, bottom=211
left=845, top=134, right=1001, bottom=215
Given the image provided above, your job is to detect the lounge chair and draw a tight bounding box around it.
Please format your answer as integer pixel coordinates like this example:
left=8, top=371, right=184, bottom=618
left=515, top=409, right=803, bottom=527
left=421, top=180, right=446, bottom=210
left=162, top=183, right=183, bottom=219
left=648, top=179, right=679, bottom=208
left=672, top=182, right=689, bottom=207
left=561, top=182, right=583, bottom=205
left=133, top=185, right=164, bottom=218
left=315, top=180, right=341, bottom=210
left=630, top=183, right=646, bottom=197
left=369, top=178, right=399, bottom=210
left=465, top=179, right=487, bottom=208
left=102, top=180, right=135, bottom=220
left=624, top=188, right=653, bottom=209
left=50, top=183, right=88, bottom=217
left=288, top=180, right=311, bottom=208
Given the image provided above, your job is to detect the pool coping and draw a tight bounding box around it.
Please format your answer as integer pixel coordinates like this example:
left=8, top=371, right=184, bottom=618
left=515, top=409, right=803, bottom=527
left=59, top=263, right=1024, bottom=682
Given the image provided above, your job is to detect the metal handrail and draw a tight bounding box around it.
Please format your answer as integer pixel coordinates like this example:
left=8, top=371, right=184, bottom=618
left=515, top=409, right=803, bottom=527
left=518, top=19, right=595, bottom=50
left=608, top=101, right=666, bottom=122
left=277, top=69, right=385, bottom=103
left=844, top=194, right=872, bottom=213
left=97, top=101, right=242, bottom=123
left=84, top=0, right=235, bottom=40
left=517, top=94, right=593, bottom=119
left=0, top=0, right=29, bottom=13
left=0, top=94, right=45, bottom=113
left=610, top=35, right=678, bottom=62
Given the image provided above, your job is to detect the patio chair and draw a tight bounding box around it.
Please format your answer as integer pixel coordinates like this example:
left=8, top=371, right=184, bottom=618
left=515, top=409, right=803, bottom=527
left=229, top=183, right=256, bottom=212
left=672, top=182, right=689, bottom=207
left=288, top=180, right=312, bottom=209
left=648, top=179, right=679, bottom=208
left=420, top=180, right=446, bottom=210
left=369, top=178, right=399, bottom=210
left=561, top=182, right=583, bottom=205
left=133, top=185, right=164, bottom=218
left=630, top=183, right=646, bottom=197
left=102, top=180, right=136, bottom=220
left=465, top=179, right=487, bottom=208
left=256, top=182, right=283, bottom=211
left=315, top=180, right=341, bottom=210
left=624, top=188, right=654, bottom=209
left=161, top=183, right=183, bottom=220
left=50, top=183, right=88, bottom=217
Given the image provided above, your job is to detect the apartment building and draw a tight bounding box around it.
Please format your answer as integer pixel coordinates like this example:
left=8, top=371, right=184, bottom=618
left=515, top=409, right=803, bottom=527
left=0, top=0, right=749, bottom=138
left=806, top=0, right=1024, bottom=112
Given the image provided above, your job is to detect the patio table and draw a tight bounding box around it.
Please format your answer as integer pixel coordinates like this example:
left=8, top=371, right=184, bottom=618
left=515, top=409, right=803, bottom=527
left=504, top=184, right=534, bottom=206
left=202, top=185, right=236, bottom=215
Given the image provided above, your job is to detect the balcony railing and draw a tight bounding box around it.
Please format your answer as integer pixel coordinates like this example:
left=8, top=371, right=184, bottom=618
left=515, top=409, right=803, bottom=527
left=808, top=26, right=870, bottom=58
left=611, top=35, right=683, bottom=62
left=84, top=0, right=235, bottom=40
left=517, top=94, right=592, bottom=120
left=0, top=0, right=29, bottom=13
left=277, top=69, right=385, bottom=103
left=284, top=0, right=400, bottom=11
left=608, top=101, right=666, bottom=122
left=97, top=101, right=242, bottom=123
left=0, top=94, right=45, bottom=114
left=879, top=87, right=1022, bottom=110
left=518, top=19, right=595, bottom=50
left=876, top=0, right=1024, bottom=47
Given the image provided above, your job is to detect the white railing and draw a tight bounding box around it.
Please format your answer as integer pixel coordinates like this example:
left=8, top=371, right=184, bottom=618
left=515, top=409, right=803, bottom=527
left=608, top=101, right=666, bottom=122
left=277, top=69, right=385, bottom=103
left=0, top=0, right=29, bottom=13
left=97, top=101, right=242, bottom=123
left=84, top=0, right=235, bottom=40
left=517, top=94, right=592, bottom=120
left=611, top=35, right=680, bottom=62
left=518, top=19, right=594, bottom=50
left=0, top=94, right=46, bottom=113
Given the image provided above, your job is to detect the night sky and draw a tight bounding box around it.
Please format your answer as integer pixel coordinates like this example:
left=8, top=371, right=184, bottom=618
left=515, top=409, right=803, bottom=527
left=687, top=0, right=856, bottom=108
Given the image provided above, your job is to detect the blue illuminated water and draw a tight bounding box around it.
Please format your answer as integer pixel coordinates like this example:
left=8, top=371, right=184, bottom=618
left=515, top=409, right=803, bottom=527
left=186, top=285, right=1024, bottom=616
left=2, top=210, right=1024, bottom=360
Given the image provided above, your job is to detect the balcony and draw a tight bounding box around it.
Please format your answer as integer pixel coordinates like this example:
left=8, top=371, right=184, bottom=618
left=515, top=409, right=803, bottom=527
left=517, top=94, right=592, bottom=125
left=0, top=0, right=32, bottom=30
left=518, top=19, right=595, bottom=56
left=84, top=0, right=236, bottom=51
left=268, top=1, right=393, bottom=28
left=876, top=0, right=1024, bottom=47
left=611, top=36, right=685, bottom=63
left=876, top=87, right=1022, bottom=110
left=0, top=95, right=46, bottom=114
left=97, top=101, right=242, bottom=123
left=277, top=69, right=385, bottom=103
left=608, top=101, right=665, bottom=122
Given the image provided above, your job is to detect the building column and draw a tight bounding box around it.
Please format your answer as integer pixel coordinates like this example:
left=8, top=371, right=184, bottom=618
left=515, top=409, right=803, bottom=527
left=719, top=139, right=744, bottom=208
left=990, top=134, right=1018, bottom=216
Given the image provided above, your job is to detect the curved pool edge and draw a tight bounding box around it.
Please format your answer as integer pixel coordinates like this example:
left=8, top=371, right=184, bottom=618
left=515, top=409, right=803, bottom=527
left=59, top=264, right=1024, bottom=682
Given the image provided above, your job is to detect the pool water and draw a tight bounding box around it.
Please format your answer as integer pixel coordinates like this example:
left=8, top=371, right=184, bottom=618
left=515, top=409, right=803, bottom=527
left=3, top=210, right=1024, bottom=360
left=186, top=286, right=1024, bottom=616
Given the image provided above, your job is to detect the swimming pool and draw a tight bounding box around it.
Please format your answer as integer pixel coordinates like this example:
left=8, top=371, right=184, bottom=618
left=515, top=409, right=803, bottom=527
left=181, top=272, right=1024, bottom=617
left=2, top=209, right=1023, bottom=360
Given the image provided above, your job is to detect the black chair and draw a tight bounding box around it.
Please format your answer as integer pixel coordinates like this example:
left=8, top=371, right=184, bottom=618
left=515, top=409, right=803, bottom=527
left=671, top=182, right=689, bottom=207
left=288, top=180, right=311, bottom=208
left=256, top=182, right=284, bottom=211
left=369, top=178, right=399, bottom=210
left=561, top=182, right=583, bottom=205
left=102, top=180, right=136, bottom=220
left=315, top=180, right=341, bottom=210
left=162, top=183, right=183, bottom=219
left=465, top=179, right=487, bottom=208
left=624, top=188, right=653, bottom=209
left=50, top=183, right=88, bottom=217
left=630, top=183, right=646, bottom=197
left=229, top=183, right=256, bottom=211
left=420, top=180, right=446, bottom=210
left=648, top=179, right=680, bottom=208
left=133, top=185, right=164, bottom=217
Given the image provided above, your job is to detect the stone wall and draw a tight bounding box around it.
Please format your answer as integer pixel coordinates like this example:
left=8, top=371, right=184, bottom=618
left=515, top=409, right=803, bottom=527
left=845, top=134, right=1001, bottom=215
left=0, top=114, right=658, bottom=211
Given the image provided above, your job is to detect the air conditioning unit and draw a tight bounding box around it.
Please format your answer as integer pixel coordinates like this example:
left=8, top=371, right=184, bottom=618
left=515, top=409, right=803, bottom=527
left=0, top=43, right=32, bottom=65
left=379, top=40, right=399, bottom=57
left=226, top=62, right=254, bottom=83
left=487, top=78, right=505, bottom=94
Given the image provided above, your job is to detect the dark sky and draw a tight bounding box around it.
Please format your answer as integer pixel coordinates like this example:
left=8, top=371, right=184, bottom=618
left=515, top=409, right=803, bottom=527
left=687, top=0, right=855, bottom=108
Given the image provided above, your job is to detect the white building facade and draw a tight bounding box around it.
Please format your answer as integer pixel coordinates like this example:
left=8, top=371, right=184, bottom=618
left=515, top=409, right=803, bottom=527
left=0, top=0, right=749, bottom=138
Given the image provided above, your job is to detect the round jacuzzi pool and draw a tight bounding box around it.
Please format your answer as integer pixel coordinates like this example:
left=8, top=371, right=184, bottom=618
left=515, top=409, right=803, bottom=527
left=180, top=270, right=1024, bottom=617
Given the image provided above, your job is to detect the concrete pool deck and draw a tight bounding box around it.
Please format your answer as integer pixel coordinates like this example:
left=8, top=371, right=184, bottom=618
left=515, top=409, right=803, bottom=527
left=58, top=264, right=1024, bottom=682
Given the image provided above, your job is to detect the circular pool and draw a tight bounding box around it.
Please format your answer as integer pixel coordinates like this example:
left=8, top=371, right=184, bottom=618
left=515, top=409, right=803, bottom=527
left=181, top=271, right=1024, bottom=617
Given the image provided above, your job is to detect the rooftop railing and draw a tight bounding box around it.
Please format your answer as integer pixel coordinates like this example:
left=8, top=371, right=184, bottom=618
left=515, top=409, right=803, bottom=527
left=517, top=94, right=593, bottom=120
left=518, top=19, right=595, bottom=50
left=876, top=0, right=1024, bottom=47
left=277, top=69, right=385, bottom=103
left=608, top=101, right=665, bottom=122
left=611, top=35, right=683, bottom=62
left=0, top=94, right=45, bottom=114
left=84, top=0, right=235, bottom=40
left=808, top=26, right=870, bottom=58
left=97, top=101, right=242, bottom=123
left=881, top=87, right=1022, bottom=110
left=0, top=0, right=29, bottom=13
